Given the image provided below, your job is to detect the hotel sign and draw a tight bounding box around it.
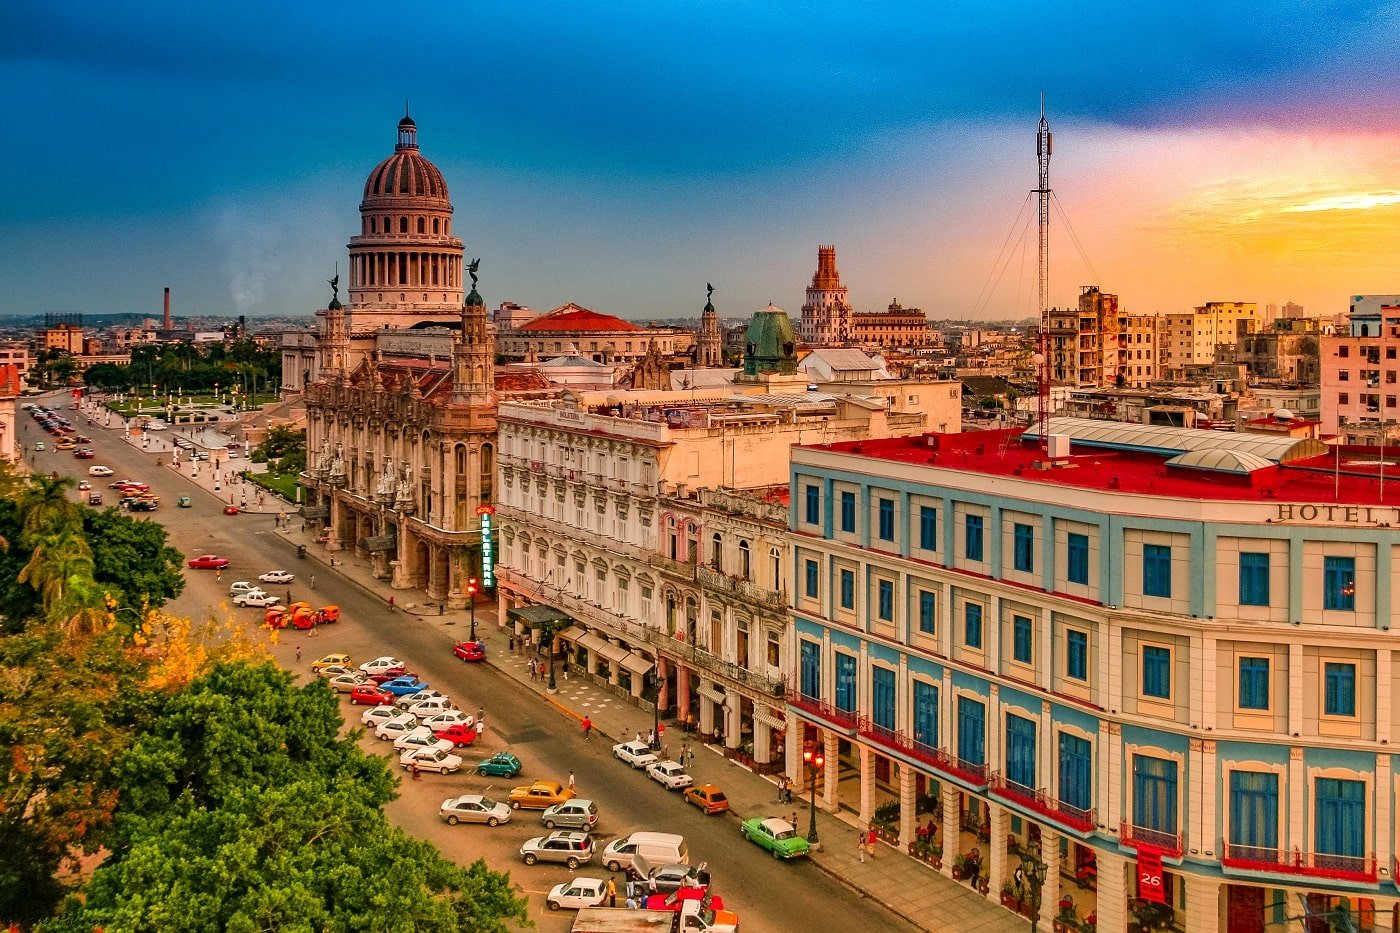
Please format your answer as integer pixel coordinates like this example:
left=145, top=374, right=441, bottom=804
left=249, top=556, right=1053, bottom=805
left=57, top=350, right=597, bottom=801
left=478, top=504, right=495, bottom=589
left=1274, top=504, right=1400, bottom=524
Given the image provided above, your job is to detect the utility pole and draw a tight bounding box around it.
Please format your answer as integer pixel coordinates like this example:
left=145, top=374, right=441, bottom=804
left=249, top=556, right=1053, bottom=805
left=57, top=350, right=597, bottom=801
left=1034, top=95, right=1053, bottom=454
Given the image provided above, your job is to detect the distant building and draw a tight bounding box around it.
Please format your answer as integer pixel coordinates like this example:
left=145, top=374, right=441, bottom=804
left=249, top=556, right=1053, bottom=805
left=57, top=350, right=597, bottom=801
left=493, top=301, right=540, bottom=330
left=496, top=303, right=693, bottom=365
left=695, top=289, right=723, bottom=367
left=43, top=322, right=84, bottom=355
left=850, top=299, right=930, bottom=348
left=1232, top=317, right=1322, bottom=384
left=1164, top=301, right=1257, bottom=378
left=1048, top=286, right=1121, bottom=387
left=0, top=342, right=32, bottom=387
left=1319, top=295, right=1400, bottom=443
left=1119, top=312, right=1162, bottom=388
left=797, top=245, right=853, bottom=346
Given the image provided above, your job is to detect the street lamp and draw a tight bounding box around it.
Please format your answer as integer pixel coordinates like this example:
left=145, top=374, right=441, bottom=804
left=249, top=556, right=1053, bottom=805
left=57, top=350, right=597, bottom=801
left=1020, top=852, right=1048, bottom=933
left=466, top=577, right=478, bottom=640
left=802, top=741, right=824, bottom=845
left=646, top=669, right=661, bottom=746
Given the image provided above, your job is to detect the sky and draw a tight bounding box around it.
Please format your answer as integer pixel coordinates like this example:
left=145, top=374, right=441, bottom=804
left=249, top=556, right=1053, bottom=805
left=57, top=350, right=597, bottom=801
left=2, top=1, right=1400, bottom=323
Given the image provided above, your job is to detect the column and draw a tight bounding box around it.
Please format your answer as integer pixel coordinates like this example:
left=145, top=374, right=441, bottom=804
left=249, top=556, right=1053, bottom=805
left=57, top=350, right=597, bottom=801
left=698, top=693, right=715, bottom=736
left=898, top=765, right=916, bottom=848
left=987, top=802, right=1009, bottom=897
left=586, top=647, right=599, bottom=677
left=677, top=666, right=691, bottom=724
left=939, top=785, right=960, bottom=879
left=753, top=722, right=771, bottom=765
left=1181, top=874, right=1220, bottom=933
left=1039, top=829, right=1062, bottom=929
left=822, top=730, right=839, bottom=811
left=609, top=650, right=621, bottom=688
left=857, top=745, right=875, bottom=826
left=786, top=723, right=801, bottom=785
left=724, top=703, right=740, bottom=750
left=629, top=669, right=643, bottom=698
left=656, top=658, right=669, bottom=712
left=1094, top=851, right=1128, bottom=933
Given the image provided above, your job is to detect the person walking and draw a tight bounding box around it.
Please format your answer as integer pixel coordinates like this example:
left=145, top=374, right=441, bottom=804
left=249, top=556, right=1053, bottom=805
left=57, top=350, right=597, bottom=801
left=388, top=595, right=395, bottom=611
left=567, top=770, right=576, bottom=792
left=581, top=716, right=592, bottom=741
left=411, top=761, right=421, bottom=781
left=789, top=811, right=798, bottom=831
left=295, top=645, right=302, bottom=663
left=527, top=659, right=535, bottom=682
left=857, top=832, right=866, bottom=863
left=866, top=825, right=878, bottom=858
left=606, top=877, right=617, bottom=908
left=309, top=573, right=316, bottom=589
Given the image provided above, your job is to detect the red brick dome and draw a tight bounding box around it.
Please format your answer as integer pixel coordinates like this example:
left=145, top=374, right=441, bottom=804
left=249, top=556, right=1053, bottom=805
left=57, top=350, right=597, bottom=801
left=361, top=116, right=450, bottom=208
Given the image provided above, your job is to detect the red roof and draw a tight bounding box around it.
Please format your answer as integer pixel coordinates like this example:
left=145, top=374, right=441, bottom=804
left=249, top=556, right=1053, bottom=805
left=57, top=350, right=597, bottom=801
left=517, top=303, right=644, bottom=333
left=0, top=364, right=18, bottom=398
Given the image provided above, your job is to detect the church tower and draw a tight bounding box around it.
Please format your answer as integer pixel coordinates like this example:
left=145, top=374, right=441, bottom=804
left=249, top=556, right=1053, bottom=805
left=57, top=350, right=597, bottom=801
left=453, top=261, right=494, bottom=403
left=696, top=284, right=722, bottom=367
left=798, top=244, right=852, bottom=347
left=321, top=275, right=350, bottom=376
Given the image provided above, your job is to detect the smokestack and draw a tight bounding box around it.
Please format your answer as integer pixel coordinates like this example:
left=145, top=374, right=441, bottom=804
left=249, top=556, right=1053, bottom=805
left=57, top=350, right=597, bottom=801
left=163, top=287, right=171, bottom=331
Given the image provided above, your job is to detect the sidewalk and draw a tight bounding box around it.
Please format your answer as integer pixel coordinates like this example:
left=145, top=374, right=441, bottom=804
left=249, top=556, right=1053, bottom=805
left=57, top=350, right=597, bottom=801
left=102, top=406, right=1024, bottom=933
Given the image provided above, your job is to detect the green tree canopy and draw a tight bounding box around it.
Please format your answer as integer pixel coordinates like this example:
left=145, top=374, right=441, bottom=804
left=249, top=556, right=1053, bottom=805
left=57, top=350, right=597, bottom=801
left=84, top=506, right=186, bottom=610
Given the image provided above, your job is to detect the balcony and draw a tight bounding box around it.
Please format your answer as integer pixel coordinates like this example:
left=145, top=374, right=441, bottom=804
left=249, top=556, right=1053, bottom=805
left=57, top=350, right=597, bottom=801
left=1119, top=821, right=1183, bottom=859
left=987, top=772, right=1096, bottom=834
left=1222, top=843, right=1377, bottom=884
left=695, top=564, right=787, bottom=611
left=786, top=689, right=859, bottom=733
left=650, top=633, right=782, bottom=695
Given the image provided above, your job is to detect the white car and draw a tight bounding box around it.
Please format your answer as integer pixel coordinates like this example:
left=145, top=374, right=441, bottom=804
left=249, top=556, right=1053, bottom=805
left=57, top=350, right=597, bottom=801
left=228, top=581, right=255, bottom=596
left=78, top=480, right=91, bottom=491
left=405, top=697, right=455, bottom=718
left=645, top=760, right=694, bottom=790
left=258, top=570, right=295, bottom=584
left=546, top=877, right=607, bottom=911
left=394, top=729, right=455, bottom=754
left=399, top=746, right=463, bottom=774
left=418, top=711, right=472, bottom=732
left=440, top=794, right=511, bottom=827
left=88, top=465, right=114, bottom=477
left=613, top=740, right=659, bottom=769
left=327, top=673, right=368, bottom=693
left=394, top=688, right=448, bottom=710
left=144, top=420, right=168, bottom=431
left=233, top=591, right=280, bottom=608
left=361, top=706, right=402, bottom=728
left=373, top=713, right=420, bottom=740
left=360, top=656, right=406, bottom=676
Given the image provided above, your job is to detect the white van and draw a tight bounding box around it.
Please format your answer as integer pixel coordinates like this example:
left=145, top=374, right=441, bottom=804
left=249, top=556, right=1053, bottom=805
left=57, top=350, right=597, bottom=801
left=601, top=831, right=688, bottom=872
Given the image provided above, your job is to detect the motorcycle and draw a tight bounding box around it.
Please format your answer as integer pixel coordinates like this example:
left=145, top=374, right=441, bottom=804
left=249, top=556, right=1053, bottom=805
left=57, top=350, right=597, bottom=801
left=296, top=545, right=307, bottom=559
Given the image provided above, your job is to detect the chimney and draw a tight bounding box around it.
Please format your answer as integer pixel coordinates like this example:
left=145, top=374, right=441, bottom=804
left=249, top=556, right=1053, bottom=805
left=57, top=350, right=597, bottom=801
left=163, top=287, right=171, bottom=331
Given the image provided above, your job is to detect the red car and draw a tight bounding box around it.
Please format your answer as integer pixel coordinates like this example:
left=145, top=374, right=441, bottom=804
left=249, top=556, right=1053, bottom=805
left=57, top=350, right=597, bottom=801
left=452, top=640, right=486, bottom=662
left=112, top=480, right=150, bottom=492
left=223, top=506, right=240, bottom=515
left=74, top=449, right=95, bottom=459
left=433, top=723, right=478, bottom=748
left=644, top=889, right=725, bottom=913
left=349, top=685, right=394, bottom=706
left=366, top=668, right=414, bottom=685
left=187, top=554, right=231, bottom=569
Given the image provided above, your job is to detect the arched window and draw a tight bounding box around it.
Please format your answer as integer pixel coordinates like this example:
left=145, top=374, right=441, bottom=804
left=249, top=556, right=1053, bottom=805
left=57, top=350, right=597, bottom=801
left=711, top=533, right=723, bottom=570
left=400, top=216, right=408, bottom=234
left=480, top=443, right=494, bottom=503
left=739, top=540, right=751, bottom=579
left=417, top=217, right=425, bottom=234
left=432, top=218, right=440, bottom=234
left=771, top=548, right=782, bottom=590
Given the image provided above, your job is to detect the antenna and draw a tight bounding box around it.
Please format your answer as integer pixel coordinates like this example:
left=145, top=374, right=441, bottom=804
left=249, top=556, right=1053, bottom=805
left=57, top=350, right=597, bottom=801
left=1034, top=94, right=1053, bottom=454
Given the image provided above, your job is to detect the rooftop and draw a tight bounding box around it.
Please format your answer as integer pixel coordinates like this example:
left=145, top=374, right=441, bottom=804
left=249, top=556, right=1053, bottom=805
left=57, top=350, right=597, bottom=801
left=516, top=303, right=646, bottom=333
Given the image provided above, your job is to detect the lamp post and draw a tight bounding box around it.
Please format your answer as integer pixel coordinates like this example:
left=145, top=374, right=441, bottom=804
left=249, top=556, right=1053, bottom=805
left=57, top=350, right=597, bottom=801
left=467, top=577, right=478, bottom=641
left=1020, top=851, right=1048, bottom=933
left=802, top=741, right=824, bottom=845
left=647, top=669, right=661, bottom=746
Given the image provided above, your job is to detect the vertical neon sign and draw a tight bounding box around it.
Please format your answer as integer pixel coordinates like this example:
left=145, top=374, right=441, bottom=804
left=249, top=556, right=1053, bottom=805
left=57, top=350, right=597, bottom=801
left=477, top=504, right=495, bottom=589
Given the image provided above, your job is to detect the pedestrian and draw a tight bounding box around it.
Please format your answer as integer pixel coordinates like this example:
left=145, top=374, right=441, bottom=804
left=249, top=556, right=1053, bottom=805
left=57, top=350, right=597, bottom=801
left=295, top=644, right=302, bottom=662
left=568, top=770, right=576, bottom=791
left=866, top=825, right=878, bottom=858
left=635, top=731, right=643, bottom=745
left=606, top=876, right=617, bottom=908
left=527, top=659, right=535, bottom=682
left=438, top=602, right=444, bottom=615
left=310, top=573, right=316, bottom=588
left=857, top=832, right=866, bottom=863
left=286, top=589, right=293, bottom=605
left=625, top=893, right=638, bottom=911
left=215, top=568, right=222, bottom=582
left=562, top=658, right=570, bottom=681
left=581, top=716, right=592, bottom=740
left=509, top=634, right=516, bottom=652
left=388, top=595, right=396, bottom=611
left=474, top=719, right=484, bottom=740
left=789, top=811, right=798, bottom=831
left=411, top=761, right=421, bottom=781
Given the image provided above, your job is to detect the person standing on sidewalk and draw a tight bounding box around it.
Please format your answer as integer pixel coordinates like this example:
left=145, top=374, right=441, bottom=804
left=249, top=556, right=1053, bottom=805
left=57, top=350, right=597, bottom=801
left=309, top=574, right=315, bottom=589
left=388, top=595, right=395, bottom=611
left=567, top=770, right=576, bottom=792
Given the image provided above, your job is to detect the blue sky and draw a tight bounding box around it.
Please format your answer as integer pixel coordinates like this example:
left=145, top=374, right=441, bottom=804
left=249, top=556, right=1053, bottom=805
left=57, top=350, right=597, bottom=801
left=3, top=1, right=1399, bottom=322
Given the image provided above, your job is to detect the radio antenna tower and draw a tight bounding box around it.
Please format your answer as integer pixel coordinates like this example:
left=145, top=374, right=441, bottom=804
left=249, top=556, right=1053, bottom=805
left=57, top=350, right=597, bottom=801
left=1034, top=95, right=1053, bottom=455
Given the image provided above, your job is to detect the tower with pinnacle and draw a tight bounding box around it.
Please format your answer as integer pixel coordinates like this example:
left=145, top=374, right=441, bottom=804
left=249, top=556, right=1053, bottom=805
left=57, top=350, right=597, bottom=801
left=798, top=245, right=852, bottom=346
left=454, top=260, right=495, bottom=403
left=696, top=283, right=723, bottom=367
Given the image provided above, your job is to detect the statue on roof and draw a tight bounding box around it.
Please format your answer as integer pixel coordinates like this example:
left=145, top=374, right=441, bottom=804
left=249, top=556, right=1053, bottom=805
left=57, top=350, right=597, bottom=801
left=468, top=258, right=480, bottom=288
left=328, top=272, right=339, bottom=302
left=706, top=282, right=714, bottom=301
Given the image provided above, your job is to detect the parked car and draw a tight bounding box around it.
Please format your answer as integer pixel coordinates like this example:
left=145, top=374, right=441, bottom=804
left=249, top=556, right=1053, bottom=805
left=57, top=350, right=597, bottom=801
left=86, top=493, right=103, bottom=506
left=399, top=746, right=462, bottom=774
left=546, top=877, right=606, bottom=911
left=439, top=794, right=511, bottom=827
left=740, top=817, right=810, bottom=859
left=74, top=449, right=95, bottom=459
left=233, top=591, right=280, bottom=608
left=646, top=863, right=707, bottom=895
left=32, top=442, right=44, bottom=451
left=452, top=640, right=486, bottom=662
left=88, top=465, right=113, bottom=476
left=327, top=673, right=368, bottom=693
left=258, top=570, right=295, bottom=584
left=349, top=685, right=395, bottom=706
left=519, top=831, right=593, bottom=868
left=393, top=688, right=448, bottom=710
left=646, top=760, right=694, bottom=790
left=187, top=554, right=230, bottom=569
left=613, top=740, right=659, bottom=769
left=228, top=581, right=256, bottom=596
left=359, top=656, right=406, bottom=676
left=310, top=653, right=352, bottom=673
left=380, top=676, right=430, bottom=697
left=508, top=780, right=576, bottom=810
left=367, top=668, right=419, bottom=685
left=644, top=888, right=727, bottom=913
left=541, top=799, right=599, bottom=831
left=316, top=664, right=357, bottom=680
left=476, top=752, right=522, bottom=777
left=405, top=697, right=455, bottom=718
left=433, top=722, right=478, bottom=748
left=373, top=713, right=421, bottom=740
left=683, top=784, right=730, bottom=815
left=360, top=705, right=402, bottom=728
left=392, top=727, right=454, bottom=753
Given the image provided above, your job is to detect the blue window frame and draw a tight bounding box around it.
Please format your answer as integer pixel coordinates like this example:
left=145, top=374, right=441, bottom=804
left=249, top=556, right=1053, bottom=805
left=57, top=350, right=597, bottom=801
left=1143, top=544, right=1172, bottom=598
left=1067, top=532, right=1089, bottom=585
left=1013, top=523, right=1034, bottom=573
left=964, top=602, right=983, bottom=649
left=957, top=696, right=985, bottom=767
left=1012, top=615, right=1033, bottom=664
left=1229, top=771, right=1278, bottom=850
left=872, top=667, right=895, bottom=730
left=919, top=506, right=937, bottom=550
left=1142, top=645, right=1171, bottom=699
left=1324, top=662, right=1357, bottom=717
left=965, top=514, right=984, bottom=562
left=799, top=641, right=821, bottom=699
left=1238, top=552, right=1271, bottom=606
left=876, top=579, right=894, bottom=621
left=1005, top=713, right=1037, bottom=789
left=1324, top=556, right=1356, bottom=611
left=804, top=484, right=820, bottom=525
left=1132, top=755, right=1178, bottom=833
left=838, top=569, right=855, bottom=610
left=834, top=653, right=856, bottom=713
left=917, top=591, right=936, bottom=634
left=839, top=490, right=856, bottom=533
left=1315, top=778, right=1365, bottom=859
left=1238, top=657, right=1270, bottom=710
left=1058, top=733, right=1092, bottom=812
left=1066, top=629, right=1089, bottom=681
left=913, top=681, right=938, bottom=748
left=804, top=559, right=819, bottom=598
left=877, top=498, right=895, bottom=542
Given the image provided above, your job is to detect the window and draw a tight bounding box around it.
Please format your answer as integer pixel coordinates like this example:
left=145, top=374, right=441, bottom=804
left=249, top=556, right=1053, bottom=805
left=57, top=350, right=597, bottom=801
left=1324, top=556, right=1356, bottom=611
left=839, top=491, right=856, bottom=533
left=877, top=498, right=895, bottom=542
left=1324, top=662, right=1357, bottom=717
left=804, top=485, right=820, bottom=525
left=1012, top=615, right=1033, bottom=664
left=1143, top=544, right=1172, bottom=598
left=872, top=667, right=895, bottom=730
left=1238, top=552, right=1270, bottom=606
left=957, top=696, right=985, bottom=766
left=919, top=506, right=937, bottom=550
left=739, top=540, right=750, bottom=578
left=1067, top=532, right=1089, bottom=585
left=1066, top=629, right=1089, bottom=681
left=1005, top=714, right=1037, bottom=789
left=917, top=591, right=936, bottom=634
left=1339, top=393, right=1350, bottom=405
left=799, top=641, right=821, bottom=699
left=1314, top=778, right=1366, bottom=861
left=804, top=560, right=819, bottom=598
left=1132, top=755, right=1178, bottom=834
left=1013, top=523, right=1034, bottom=573
left=965, top=515, right=984, bottom=561
left=964, top=602, right=983, bottom=649
left=1058, top=733, right=1092, bottom=812
left=876, top=580, right=894, bottom=621
left=838, top=569, right=855, bottom=610
left=913, top=681, right=938, bottom=748
left=1229, top=771, right=1278, bottom=852
left=1142, top=645, right=1171, bottom=699
left=711, top=533, right=723, bottom=570
left=834, top=653, right=856, bottom=713
left=1238, top=657, right=1270, bottom=710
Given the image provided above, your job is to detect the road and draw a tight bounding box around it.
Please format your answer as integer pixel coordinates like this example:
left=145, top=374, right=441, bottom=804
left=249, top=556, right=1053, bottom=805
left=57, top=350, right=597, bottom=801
left=20, top=392, right=918, bottom=933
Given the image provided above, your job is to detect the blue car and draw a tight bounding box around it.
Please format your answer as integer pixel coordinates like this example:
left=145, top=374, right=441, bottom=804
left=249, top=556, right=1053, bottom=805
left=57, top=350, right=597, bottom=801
left=381, top=676, right=430, bottom=696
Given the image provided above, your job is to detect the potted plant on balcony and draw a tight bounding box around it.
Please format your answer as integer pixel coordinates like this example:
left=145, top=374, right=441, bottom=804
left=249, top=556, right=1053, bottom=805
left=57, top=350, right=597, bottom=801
left=1129, top=898, right=1173, bottom=932
left=1000, top=880, right=1023, bottom=912
left=950, top=853, right=969, bottom=880
left=872, top=801, right=900, bottom=843
left=1052, top=895, right=1078, bottom=933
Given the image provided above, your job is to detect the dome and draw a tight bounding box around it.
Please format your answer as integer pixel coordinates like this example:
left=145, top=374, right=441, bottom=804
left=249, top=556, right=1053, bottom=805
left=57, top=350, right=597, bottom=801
left=361, top=115, right=450, bottom=207
left=398, top=115, right=417, bottom=131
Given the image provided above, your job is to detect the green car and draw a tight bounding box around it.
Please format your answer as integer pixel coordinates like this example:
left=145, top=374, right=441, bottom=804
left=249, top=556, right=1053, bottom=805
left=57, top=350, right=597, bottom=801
left=740, top=817, right=811, bottom=859
left=476, top=752, right=523, bottom=778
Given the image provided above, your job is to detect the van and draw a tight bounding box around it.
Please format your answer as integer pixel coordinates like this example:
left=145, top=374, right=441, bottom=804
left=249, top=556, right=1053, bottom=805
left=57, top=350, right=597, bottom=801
left=601, top=831, right=688, bottom=872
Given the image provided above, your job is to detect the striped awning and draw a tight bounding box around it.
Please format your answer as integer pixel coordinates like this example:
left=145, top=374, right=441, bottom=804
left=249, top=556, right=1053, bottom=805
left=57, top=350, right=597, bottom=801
left=752, top=705, right=786, bottom=731
left=577, top=633, right=608, bottom=654
left=620, top=653, right=654, bottom=676
left=698, top=682, right=726, bottom=705
left=559, top=625, right=586, bottom=643
left=595, top=641, right=630, bottom=664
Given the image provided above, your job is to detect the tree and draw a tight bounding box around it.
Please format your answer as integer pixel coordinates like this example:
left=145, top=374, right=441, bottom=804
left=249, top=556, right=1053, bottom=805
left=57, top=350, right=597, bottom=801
left=84, top=507, right=186, bottom=610
left=253, top=424, right=305, bottom=461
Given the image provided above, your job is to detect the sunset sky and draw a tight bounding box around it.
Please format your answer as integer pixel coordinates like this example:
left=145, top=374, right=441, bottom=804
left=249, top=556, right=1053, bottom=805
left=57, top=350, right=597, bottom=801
left=2, top=1, right=1398, bottom=322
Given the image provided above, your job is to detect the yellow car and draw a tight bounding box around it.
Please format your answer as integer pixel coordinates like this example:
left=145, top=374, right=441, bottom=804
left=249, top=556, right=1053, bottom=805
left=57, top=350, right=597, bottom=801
left=683, top=783, right=731, bottom=814
left=508, top=780, right=576, bottom=811
left=310, top=653, right=352, bottom=673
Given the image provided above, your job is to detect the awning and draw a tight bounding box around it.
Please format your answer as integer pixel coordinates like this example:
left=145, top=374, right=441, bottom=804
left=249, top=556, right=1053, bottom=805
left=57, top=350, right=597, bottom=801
left=299, top=504, right=330, bottom=519
left=359, top=534, right=397, bottom=552
left=577, top=633, right=608, bottom=654
left=620, top=653, right=654, bottom=676
left=559, top=625, right=586, bottom=643
left=508, top=604, right=572, bottom=627
left=752, top=705, right=787, bottom=731
left=595, top=641, right=630, bottom=664
left=698, top=682, right=727, bottom=705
